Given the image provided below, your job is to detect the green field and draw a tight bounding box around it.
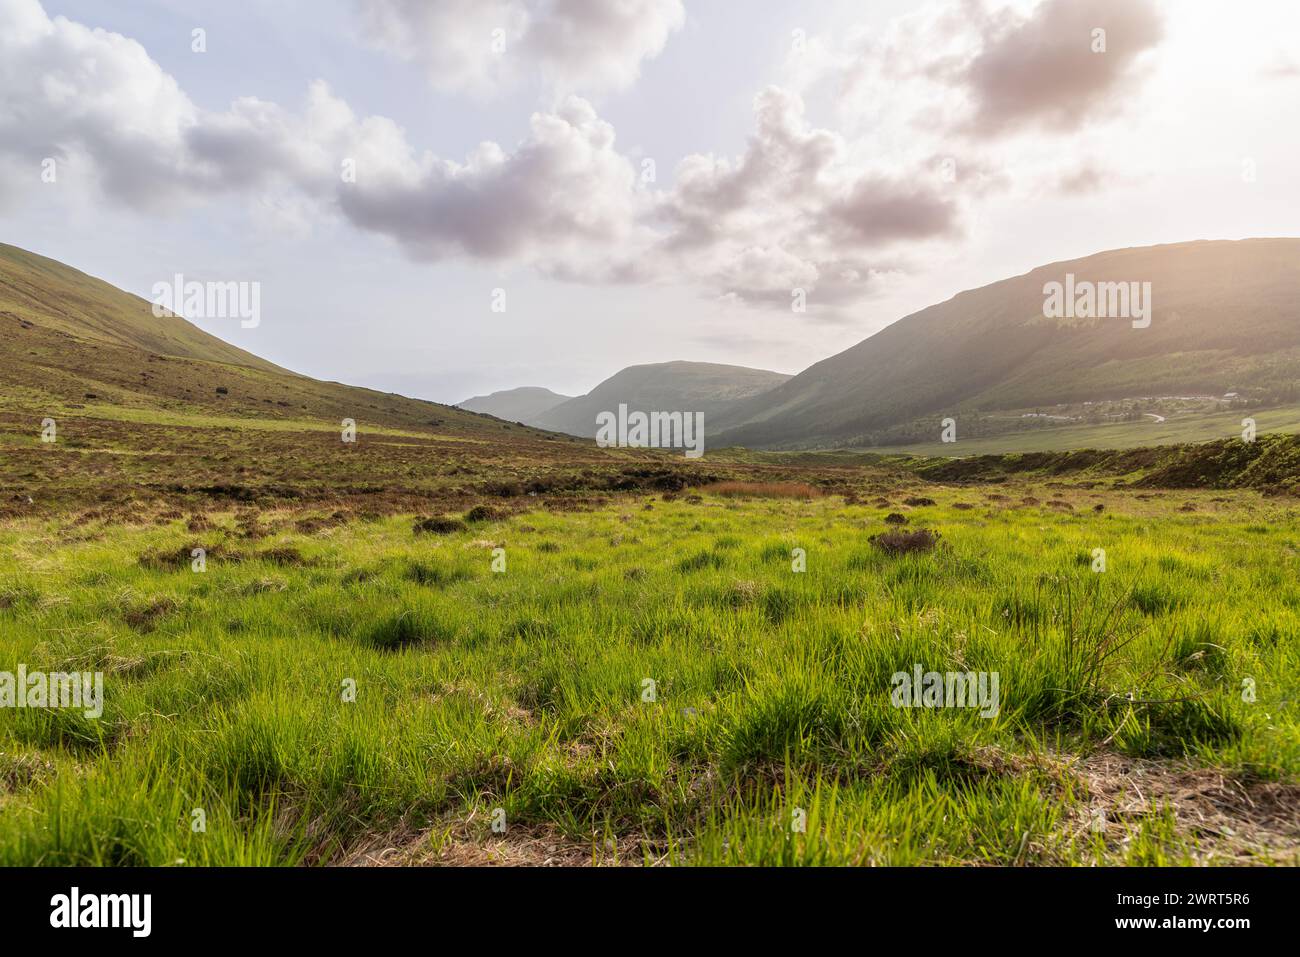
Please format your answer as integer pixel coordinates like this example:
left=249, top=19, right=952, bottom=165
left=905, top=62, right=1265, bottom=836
left=872, top=405, right=1300, bottom=457
left=2, top=483, right=1297, bottom=865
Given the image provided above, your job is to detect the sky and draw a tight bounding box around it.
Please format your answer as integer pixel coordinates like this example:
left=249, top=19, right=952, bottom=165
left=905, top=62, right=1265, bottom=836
left=2, top=0, right=1298, bottom=403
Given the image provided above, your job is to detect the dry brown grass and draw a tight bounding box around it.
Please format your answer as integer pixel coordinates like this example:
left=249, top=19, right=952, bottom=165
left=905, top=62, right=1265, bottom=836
left=870, top=528, right=940, bottom=555
left=339, top=814, right=653, bottom=867
left=959, top=745, right=1300, bottom=865
left=706, top=480, right=823, bottom=500
left=1061, top=752, right=1300, bottom=864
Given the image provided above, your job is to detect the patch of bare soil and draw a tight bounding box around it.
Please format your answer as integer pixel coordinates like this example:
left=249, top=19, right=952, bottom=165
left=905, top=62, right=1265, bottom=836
left=339, top=814, right=654, bottom=867
left=1063, top=751, right=1300, bottom=864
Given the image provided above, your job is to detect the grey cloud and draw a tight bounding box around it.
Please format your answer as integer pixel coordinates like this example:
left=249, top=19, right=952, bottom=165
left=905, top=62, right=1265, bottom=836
left=831, top=176, right=959, bottom=245
left=962, top=0, right=1164, bottom=136
left=336, top=97, right=646, bottom=265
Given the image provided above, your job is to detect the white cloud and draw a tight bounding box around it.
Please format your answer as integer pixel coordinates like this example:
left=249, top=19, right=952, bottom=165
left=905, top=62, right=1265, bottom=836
left=0, top=1, right=656, bottom=277
left=0, top=0, right=960, bottom=308
left=354, top=0, right=685, bottom=97
left=652, top=86, right=960, bottom=304
left=0, top=0, right=202, bottom=208
left=824, top=0, right=1163, bottom=141
left=338, top=96, right=651, bottom=268
left=0, top=0, right=1172, bottom=315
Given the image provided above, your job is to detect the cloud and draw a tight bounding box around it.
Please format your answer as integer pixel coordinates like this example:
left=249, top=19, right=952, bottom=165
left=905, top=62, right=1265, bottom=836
left=328, top=83, right=956, bottom=305
left=0, top=0, right=349, bottom=210
left=1054, top=162, right=1105, bottom=195
left=830, top=176, right=959, bottom=245
left=354, top=0, right=685, bottom=97
left=337, top=96, right=651, bottom=268
left=0, top=0, right=648, bottom=271
left=0, top=0, right=970, bottom=311
left=823, top=0, right=1164, bottom=144
left=961, top=0, right=1164, bottom=136
left=0, top=0, right=203, bottom=208
left=653, top=87, right=959, bottom=304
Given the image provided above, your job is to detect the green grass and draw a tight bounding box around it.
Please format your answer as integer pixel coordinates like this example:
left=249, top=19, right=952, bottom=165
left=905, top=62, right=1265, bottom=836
left=1, top=487, right=1297, bottom=866
left=874, top=404, right=1300, bottom=456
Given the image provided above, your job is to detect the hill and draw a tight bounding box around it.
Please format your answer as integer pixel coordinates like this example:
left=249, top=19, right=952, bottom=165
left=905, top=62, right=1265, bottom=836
left=0, top=243, right=555, bottom=439
left=0, top=243, right=682, bottom=519
left=534, top=360, right=792, bottom=438
left=712, top=239, right=1300, bottom=449
left=457, top=386, right=574, bottom=424
left=0, top=243, right=282, bottom=371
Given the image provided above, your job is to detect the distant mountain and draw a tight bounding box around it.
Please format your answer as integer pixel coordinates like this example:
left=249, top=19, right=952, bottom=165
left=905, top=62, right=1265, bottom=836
left=534, top=361, right=793, bottom=437
left=0, top=243, right=558, bottom=440
left=712, top=239, right=1300, bottom=449
left=458, top=386, right=573, bottom=424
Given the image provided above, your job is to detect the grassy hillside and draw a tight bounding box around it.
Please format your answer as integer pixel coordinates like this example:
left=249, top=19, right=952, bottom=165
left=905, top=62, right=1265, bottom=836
left=909, top=433, right=1300, bottom=494
left=0, top=244, right=568, bottom=442
left=536, top=361, right=793, bottom=438
left=714, top=239, right=1300, bottom=449
left=0, top=243, right=282, bottom=371
left=869, top=404, right=1300, bottom=457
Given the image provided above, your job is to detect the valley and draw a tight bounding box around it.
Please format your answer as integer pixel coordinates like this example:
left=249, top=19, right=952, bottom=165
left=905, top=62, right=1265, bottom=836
left=1, top=241, right=1297, bottom=867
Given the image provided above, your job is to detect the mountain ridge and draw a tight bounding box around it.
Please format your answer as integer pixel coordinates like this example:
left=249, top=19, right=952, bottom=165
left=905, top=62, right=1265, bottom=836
left=532, top=360, right=793, bottom=437
left=710, top=238, right=1300, bottom=448
left=0, top=242, right=566, bottom=442
left=457, top=386, right=574, bottom=423
left=6, top=238, right=1298, bottom=455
